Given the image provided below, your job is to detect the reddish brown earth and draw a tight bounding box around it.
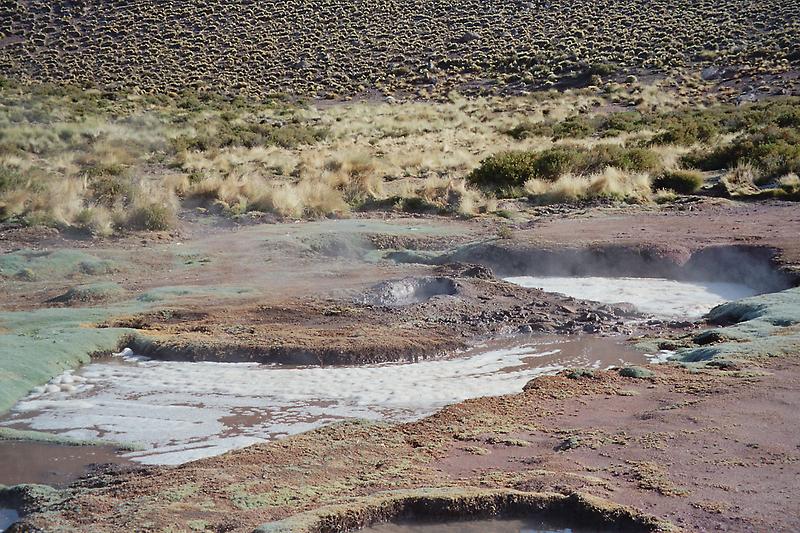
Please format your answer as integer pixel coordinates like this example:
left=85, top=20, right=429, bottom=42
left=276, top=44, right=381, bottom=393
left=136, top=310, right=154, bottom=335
left=12, top=358, right=799, bottom=532
left=2, top=198, right=800, bottom=532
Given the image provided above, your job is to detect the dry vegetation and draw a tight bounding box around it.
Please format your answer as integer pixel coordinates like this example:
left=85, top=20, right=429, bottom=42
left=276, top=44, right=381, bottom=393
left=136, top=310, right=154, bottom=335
left=1, top=79, right=799, bottom=235
left=0, top=1, right=798, bottom=100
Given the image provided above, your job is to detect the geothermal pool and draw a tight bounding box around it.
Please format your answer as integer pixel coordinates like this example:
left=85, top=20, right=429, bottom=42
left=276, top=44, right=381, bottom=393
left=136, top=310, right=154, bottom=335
left=361, top=517, right=611, bottom=533
left=0, top=275, right=752, bottom=473
left=0, top=508, right=18, bottom=533
left=504, top=276, right=758, bottom=318
left=0, top=336, right=650, bottom=467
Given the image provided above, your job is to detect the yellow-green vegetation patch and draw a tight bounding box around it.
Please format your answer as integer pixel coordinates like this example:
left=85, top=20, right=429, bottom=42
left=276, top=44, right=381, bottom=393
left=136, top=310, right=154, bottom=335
left=163, top=484, right=200, bottom=503
left=226, top=482, right=349, bottom=511
left=136, top=285, right=253, bottom=303
left=626, top=461, right=690, bottom=497
left=47, top=282, right=126, bottom=305
left=187, top=520, right=211, bottom=532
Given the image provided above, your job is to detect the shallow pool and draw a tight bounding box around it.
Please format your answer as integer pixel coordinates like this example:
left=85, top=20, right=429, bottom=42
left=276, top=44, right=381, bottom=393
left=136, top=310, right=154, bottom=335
left=0, top=335, right=649, bottom=467
left=0, top=508, right=19, bottom=533
left=504, top=276, right=758, bottom=318
left=360, top=517, right=612, bottom=533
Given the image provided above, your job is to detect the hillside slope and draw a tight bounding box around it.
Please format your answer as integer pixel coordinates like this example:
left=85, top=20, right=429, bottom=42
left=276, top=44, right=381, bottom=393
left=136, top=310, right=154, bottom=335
left=1, top=0, right=798, bottom=99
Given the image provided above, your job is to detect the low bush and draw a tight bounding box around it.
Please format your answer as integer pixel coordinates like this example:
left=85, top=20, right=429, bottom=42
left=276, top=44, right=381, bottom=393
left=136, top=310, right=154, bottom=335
left=579, top=144, right=661, bottom=174
left=125, top=202, right=175, bottom=231
left=467, top=151, right=541, bottom=188
left=652, top=169, right=704, bottom=194
left=683, top=126, right=800, bottom=178
left=648, top=119, right=719, bottom=145
left=469, top=145, right=661, bottom=189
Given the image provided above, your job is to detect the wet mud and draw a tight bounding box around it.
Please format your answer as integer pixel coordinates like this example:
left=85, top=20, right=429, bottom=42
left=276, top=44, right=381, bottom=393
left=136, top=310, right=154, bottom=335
left=0, top=441, right=130, bottom=487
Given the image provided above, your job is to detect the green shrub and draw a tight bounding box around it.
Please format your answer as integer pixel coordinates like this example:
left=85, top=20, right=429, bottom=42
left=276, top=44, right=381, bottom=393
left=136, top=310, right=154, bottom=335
left=584, top=62, right=618, bottom=77
left=469, top=145, right=661, bottom=189
left=171, top=121, right=327, bottom=152
left=619, top=366, right=655, bottom=379
left=552, top=116, right=595, bottom=139
left=683, top=126, right=800, bottom=178
left=601, top=111, right=645, bottom=134
left=395, top=196, right=440, bottom=214
left=88, top=175, right=133, bottom=206
left=126, top=203, right=175, bottom=231
left=467, top=151, right=540, bottom=188
left=533, top=147, right=584, bottom=179
left=649, top=120, right=719, bottom=145
left=580, top=144, right=661, bottom=174
left=0, top=165, right=25, bottom=192
left=652, top=169, right=704, bottom=194
left=502, top=122, right=549, bottom=140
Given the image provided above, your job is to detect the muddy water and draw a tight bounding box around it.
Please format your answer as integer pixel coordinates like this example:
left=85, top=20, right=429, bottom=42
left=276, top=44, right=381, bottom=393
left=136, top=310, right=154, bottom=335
left=505, top=276, right=758, bottom=318
left=0, top=336, right=652, bottom=468
left=0, top=441, right=131, bottom=486
left=0, top=508, right=19, bottom=532
left=360, top=517, right=612, bottom=532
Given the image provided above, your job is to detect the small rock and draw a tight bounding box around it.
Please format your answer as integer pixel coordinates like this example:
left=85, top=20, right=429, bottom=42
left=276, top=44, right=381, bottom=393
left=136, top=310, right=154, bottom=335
left=701, top=66, right=720, bottom=80
left=555, top=436, right=581, bottom=451
left=567, top=369, right=595, bottom=379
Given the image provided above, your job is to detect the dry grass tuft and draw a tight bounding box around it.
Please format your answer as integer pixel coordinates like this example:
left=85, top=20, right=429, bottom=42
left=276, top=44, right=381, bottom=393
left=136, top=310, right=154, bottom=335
left=525, top=167, right=651, bottom=204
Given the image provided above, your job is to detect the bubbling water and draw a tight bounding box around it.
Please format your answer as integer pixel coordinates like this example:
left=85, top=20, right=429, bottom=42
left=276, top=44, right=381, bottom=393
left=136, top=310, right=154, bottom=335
left=504, top=276, right=758, bottom=318
left=0, top=508, right=19, bottom=533
left=1, top=336, right=647, bottom=466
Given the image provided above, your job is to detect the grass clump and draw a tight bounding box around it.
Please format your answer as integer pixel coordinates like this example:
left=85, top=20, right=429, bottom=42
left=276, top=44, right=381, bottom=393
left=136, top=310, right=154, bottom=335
left=652, top=169, right=704, bottom=194
left=524, top=167, right=652, bottom=205
left=125, top=202, right=175, bottom=231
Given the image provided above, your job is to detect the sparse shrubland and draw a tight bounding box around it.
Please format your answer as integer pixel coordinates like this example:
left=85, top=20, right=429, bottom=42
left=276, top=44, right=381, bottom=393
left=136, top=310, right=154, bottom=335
left=1, top=0, right=796, bottom=99
left=1, top=80, right=798, bottom=236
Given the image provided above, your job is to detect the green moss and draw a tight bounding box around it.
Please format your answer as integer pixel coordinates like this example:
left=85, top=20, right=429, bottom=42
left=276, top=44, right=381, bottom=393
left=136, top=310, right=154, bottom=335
left=47, top=282, right=126, bottom=304
left=567, top=368, right=595, bottom=379
left=0, top=427, right=142, bottom=450
left=677, top=287, right=800, bottom=363
left=0, top=306, right=140, bottom=413
left=619, top=366, right=655, bottom=379
left=163, top=484, right=199, bottom=503
left=0, top=249, right=119, bottom=281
